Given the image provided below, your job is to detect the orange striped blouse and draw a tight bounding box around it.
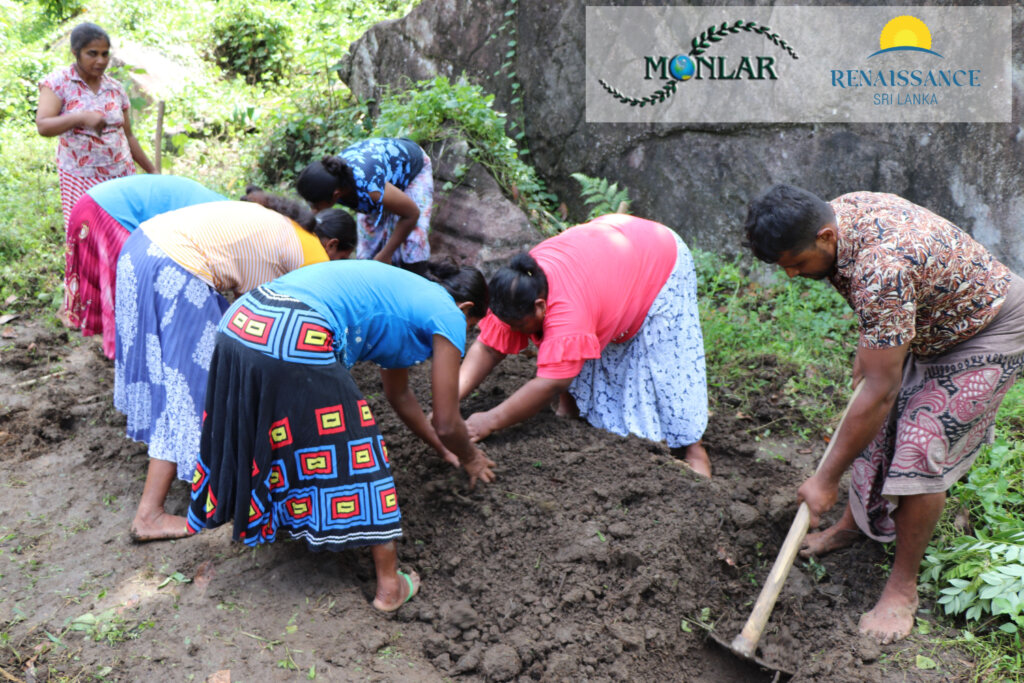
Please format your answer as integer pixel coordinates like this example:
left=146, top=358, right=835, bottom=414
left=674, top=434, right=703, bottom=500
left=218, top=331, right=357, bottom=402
left=139, top=201, right=328, bottom=296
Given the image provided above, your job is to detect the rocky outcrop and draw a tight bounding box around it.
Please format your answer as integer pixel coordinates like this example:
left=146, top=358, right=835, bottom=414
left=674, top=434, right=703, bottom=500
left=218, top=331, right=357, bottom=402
left=425, top=140, right=538, bottom=275
left=338, top=0, right=1024, bottom=273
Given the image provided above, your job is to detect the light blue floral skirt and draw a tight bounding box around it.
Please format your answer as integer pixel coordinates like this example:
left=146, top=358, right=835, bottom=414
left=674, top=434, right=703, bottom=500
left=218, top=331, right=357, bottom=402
left=113, top=230, right=229, bottom=481
left=570, top=233, right=708, bottom=448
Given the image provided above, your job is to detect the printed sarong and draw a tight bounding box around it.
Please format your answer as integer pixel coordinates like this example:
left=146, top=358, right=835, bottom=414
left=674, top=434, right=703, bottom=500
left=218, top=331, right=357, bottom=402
left=851, top=275, right=1024, bottom=541
left=186, top=286, right=402, bottom=551
left=58, top=167, right=132, bottom=233
left=64, top=194, right=131, bottom=359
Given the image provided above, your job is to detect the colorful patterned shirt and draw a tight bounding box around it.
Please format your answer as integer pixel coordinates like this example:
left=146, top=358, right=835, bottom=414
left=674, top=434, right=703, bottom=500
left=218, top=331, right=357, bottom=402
left=39, top=65, right=133, bottom=178
left=140, top=201, right=328, bottom=296
left=829, top=192, right=1012, bottom=358
left=338, top=137, right=425, bottom=217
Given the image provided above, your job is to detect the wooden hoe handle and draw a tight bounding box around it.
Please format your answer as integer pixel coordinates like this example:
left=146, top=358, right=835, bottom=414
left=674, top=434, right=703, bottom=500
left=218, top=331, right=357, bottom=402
left=730, top=383, right=865, bottom=658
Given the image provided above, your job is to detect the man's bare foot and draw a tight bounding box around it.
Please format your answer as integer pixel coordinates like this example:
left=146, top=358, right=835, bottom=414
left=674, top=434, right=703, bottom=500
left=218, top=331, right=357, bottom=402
left=373, top=570, right=420, bottom=612
left=859, top=592, right=918, bottom=644
left=799, top=521, right=860, bottom=558
left=130, top=510, right=189, bottom=543
left=679, top=441, right=711, bottom=478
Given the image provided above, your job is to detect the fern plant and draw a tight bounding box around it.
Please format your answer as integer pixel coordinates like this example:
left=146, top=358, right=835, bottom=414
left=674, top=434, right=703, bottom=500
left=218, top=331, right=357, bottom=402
left=570, top=173, right=631, bottom=220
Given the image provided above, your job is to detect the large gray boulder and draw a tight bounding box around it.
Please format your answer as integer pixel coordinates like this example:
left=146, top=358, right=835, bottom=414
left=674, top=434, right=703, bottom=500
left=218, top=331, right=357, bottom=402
left=425, top=140, right=539, bottom=275
left=338, top=0, right=1024, bottom=273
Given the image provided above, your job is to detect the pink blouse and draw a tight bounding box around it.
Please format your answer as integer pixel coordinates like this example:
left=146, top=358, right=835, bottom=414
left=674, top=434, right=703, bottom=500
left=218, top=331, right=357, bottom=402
left=478, top=215, right=678, bottom=379
left=39, top=65, right=133, bottom=178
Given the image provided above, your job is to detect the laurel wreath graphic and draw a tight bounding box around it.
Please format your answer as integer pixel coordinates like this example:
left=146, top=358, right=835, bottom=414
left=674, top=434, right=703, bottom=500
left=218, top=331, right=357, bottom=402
left=598, top=19, right=800, bottom=108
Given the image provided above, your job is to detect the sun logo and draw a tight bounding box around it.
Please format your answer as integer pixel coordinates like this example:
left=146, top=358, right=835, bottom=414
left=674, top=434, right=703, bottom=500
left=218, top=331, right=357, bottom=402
left=868, top=16, right=942, bottom=58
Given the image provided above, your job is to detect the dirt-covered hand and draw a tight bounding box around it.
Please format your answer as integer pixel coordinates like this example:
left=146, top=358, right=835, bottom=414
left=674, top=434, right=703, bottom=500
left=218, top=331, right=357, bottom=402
left=464, top=412, right=494, bottom=443
left=462, top=448, right=496, bottom=489
left=437, top=446, right=460, bottom=468
left=797, top=473, right=838, bottom=528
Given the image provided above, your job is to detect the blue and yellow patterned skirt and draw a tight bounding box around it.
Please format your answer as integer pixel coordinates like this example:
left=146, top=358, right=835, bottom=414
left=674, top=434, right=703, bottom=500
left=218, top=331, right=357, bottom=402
left=186, top=286, right=402, bottom=552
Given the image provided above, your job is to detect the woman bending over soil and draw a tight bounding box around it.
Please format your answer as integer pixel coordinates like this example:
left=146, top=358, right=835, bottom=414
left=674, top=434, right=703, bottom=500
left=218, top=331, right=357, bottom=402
left=459, top=214, right=711, bottom=476
left=186, top=260, right=494, bottom=610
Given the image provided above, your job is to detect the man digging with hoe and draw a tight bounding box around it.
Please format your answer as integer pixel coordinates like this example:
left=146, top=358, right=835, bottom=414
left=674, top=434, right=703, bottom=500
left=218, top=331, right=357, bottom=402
left=744, top=185, right=1024, bottom=644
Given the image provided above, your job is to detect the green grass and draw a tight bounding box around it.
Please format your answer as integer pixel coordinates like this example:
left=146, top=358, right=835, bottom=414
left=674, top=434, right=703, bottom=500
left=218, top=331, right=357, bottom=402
left=694, top=249, right=858, bottom=430
left=0, top=124, right=64, bottom=313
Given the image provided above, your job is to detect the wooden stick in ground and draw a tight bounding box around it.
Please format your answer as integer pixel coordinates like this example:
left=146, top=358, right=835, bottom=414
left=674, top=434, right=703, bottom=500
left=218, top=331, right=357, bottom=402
left=153, top=100, right=165, bottom=174
left=729, top=382, right=865, bottom=659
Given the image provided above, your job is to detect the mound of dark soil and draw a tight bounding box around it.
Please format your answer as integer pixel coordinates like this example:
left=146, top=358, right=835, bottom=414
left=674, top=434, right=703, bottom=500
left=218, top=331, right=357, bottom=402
left=0, top=321, right=968, bottom=681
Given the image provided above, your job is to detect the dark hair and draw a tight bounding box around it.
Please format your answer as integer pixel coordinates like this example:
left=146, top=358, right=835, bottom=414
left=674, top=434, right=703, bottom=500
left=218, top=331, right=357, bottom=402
left=312, top=209, right=356, bottom=251
left=296, top=156, right=356, bottom=206
left=241, top=190, right=316, bottom=232
left=423, top=261, right=489, bottom=319
left=70, top=23, right=111, bottom=57
left=743, top=184, right=836, bottom=263
left=488, top=252, right=548, bottom=323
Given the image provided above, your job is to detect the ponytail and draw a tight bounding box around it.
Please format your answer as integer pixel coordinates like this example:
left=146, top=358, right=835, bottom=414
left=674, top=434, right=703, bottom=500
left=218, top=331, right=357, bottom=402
left=296, top=155, right=355, bottom=205
left=241, top=188, right=316, bottom=232
left=313, top=209, right=356, bottom=251
left=488, top=252, right=548, bottom=322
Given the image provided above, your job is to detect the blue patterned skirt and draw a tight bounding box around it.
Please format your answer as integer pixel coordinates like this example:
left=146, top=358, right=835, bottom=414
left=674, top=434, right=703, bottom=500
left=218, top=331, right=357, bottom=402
left=114, top=230, right=228, bottom=481
left=570, top=232, right=708, bottom=448
left=186, top=286, right=402, bottom=551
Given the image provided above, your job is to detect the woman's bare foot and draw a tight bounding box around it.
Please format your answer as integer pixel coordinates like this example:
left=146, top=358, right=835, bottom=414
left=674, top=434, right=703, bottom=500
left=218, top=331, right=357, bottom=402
left=859, top=591, right=918, bottom=644
left=555, top=391, right=579, bottom=418
left=373, top=570, right=420, bottom=612
left=676, top=441, right=711, bottom=478
left=130, top=510, right=189, bottom=542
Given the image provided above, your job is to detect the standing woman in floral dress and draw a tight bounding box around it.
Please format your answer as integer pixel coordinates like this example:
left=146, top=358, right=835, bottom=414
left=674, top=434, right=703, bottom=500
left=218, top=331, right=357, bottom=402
left=36, top=22, right=155, bottom=233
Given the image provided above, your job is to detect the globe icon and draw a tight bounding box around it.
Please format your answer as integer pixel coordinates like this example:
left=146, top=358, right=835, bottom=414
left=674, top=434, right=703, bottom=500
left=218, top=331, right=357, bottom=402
left=668, top=54, right=695, bottom=81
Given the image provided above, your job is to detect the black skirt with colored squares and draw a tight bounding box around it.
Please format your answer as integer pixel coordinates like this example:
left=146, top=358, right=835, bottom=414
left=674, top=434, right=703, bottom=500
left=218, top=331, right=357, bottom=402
left=186, top=286, right=402, bottom=552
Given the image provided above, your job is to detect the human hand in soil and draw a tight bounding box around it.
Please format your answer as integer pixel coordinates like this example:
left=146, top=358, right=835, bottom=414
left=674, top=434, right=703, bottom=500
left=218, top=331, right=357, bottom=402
left=461, top=448, right=496, bottom=488
left=437, top=445, right=461, bottom=468
left=464, top=411, right=495, bottom=442
left=797, top=473, right=838, bottom=528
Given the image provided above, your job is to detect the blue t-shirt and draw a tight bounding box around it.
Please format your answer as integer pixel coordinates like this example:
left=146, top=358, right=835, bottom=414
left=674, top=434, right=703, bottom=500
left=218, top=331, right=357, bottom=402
left=338, top=137, right=425, bottom=216
left=267, top=260, right=466, bottom=369
left=87, top=175, right=227, bottom=232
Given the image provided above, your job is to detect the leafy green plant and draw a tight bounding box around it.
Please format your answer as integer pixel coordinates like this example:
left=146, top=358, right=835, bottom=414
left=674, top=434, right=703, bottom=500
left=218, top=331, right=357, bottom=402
left=38, top=0, right=85, bottom=22
left=923, top=524, right=1024, bottom=631
left=209, top=5, right=293, bottom=85
left=923, top=430, right=1024, bottom=633
left=256, top=93, right=371, bottom=185
left=919, top=383, right=1024, bottom=679
left=570, top=172, right=631, bottom=219
left=68, top=608, right=154, bottom=645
